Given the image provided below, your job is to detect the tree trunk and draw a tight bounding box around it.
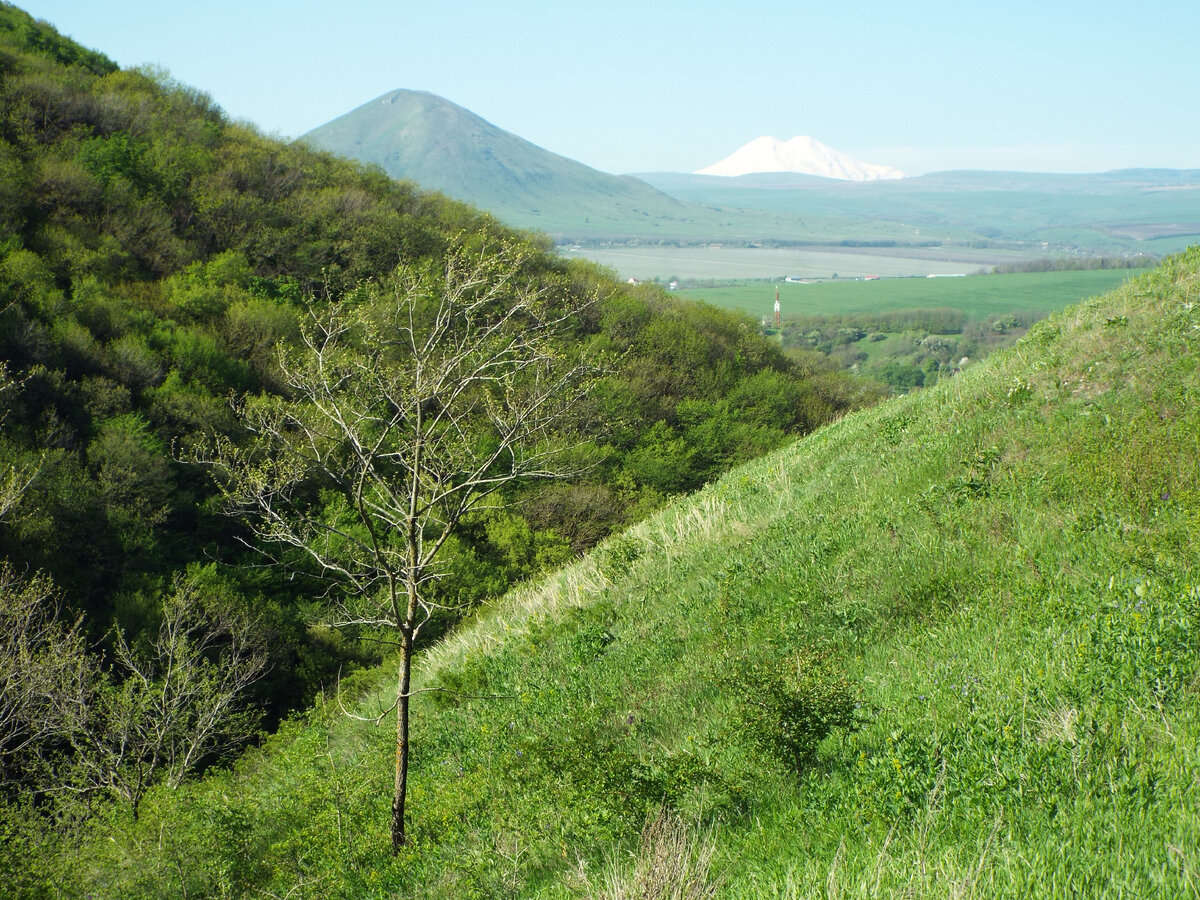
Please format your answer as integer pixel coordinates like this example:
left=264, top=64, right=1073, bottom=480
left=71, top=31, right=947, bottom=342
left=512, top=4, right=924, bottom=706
left=391, top=630, right=413, bottom=853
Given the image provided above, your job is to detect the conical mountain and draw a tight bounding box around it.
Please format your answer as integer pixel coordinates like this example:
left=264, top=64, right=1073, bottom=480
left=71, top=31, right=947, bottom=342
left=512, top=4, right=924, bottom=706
left=696, top=135, right=906, bottom=180
left=302, top=90, right=692, bottom=238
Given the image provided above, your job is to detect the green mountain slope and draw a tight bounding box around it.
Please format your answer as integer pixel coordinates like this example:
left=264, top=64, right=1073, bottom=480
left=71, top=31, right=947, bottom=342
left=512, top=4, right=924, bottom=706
left=45, top=247, right=1200, bottom=897
left=300, top=90, right=701, bottom=240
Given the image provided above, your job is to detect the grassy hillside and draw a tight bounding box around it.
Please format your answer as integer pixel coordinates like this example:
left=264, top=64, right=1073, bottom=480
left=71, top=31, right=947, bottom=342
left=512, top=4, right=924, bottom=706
left=34, top=247, right=1200, bottom=897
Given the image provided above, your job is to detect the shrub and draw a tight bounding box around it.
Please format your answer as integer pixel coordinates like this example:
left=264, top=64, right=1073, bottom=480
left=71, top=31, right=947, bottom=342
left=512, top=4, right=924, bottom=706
left=724, top=646, right=860, bottom=770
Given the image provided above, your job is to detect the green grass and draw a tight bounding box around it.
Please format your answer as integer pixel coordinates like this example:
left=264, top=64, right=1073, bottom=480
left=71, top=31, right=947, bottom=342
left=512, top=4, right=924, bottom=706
left=678, top=269, right=1140, bottom=321
left=27, top=249, right=1200, bottom=898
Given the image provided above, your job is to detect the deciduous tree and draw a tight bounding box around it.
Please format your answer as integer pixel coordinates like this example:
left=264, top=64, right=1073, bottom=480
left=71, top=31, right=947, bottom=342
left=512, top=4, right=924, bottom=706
left=200, top=242, right=595, bottom=850
left=68, top=566, right=267, bottom=817
left=0, top=564, right=92, bottom=789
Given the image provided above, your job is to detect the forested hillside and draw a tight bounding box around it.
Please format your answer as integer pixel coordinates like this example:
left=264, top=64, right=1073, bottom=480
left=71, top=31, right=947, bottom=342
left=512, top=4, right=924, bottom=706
left=0, top=1, right=876, bottom=827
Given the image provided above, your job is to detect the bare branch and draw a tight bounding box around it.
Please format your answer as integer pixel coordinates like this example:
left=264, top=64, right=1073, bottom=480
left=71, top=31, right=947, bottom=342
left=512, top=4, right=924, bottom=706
left=188, top=240, right=597, bottom=850
left=0, top=565, right=94, bottom=787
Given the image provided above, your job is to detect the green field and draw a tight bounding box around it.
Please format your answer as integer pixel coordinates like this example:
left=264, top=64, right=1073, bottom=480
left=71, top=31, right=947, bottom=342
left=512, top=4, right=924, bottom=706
left=678, top=269, right=1140, bottom=321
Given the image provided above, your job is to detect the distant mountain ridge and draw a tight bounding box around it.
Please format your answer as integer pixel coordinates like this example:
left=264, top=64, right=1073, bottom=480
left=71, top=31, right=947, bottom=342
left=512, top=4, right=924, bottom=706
left=301, top=90, right=698, bottom=239
left=304, top=91, right=1200, bottom=252
left=696, top=135, right=906, bottom=180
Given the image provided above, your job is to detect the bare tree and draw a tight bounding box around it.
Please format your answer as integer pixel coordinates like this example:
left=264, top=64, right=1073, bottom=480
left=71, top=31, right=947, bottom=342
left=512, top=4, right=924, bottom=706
left=70, top=569, right=268, bottom=817
left=0, top=561, right=266, bottom=818
left=198, top=242, right=596, bottom=851
left=0, top=564, right=93, bottom=788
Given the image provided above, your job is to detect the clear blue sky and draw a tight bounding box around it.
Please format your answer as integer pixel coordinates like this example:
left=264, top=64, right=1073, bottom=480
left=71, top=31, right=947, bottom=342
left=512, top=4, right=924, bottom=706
left=16, top=0, right=1200, bottom=176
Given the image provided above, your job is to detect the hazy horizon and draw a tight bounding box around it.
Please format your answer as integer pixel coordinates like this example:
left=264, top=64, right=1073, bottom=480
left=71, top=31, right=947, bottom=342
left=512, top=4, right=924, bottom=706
left=18, top=0, right=1200, bottom=177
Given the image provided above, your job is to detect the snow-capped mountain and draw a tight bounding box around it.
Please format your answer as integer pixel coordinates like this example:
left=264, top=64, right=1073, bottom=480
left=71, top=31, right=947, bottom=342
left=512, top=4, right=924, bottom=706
left=696, top=136, right=906, bottom=181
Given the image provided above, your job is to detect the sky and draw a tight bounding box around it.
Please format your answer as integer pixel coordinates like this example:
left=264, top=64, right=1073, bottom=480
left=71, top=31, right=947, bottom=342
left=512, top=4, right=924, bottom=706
left=16, top=0, right=1200, bottom=176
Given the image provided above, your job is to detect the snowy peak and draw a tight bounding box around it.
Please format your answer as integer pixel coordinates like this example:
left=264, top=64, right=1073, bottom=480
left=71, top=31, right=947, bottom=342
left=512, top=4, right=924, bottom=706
left=696, top=136, right=906, bottom=181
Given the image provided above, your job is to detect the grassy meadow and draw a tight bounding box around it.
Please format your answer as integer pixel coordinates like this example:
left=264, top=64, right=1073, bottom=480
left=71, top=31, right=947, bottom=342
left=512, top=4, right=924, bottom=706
left=29, top=250, right=1200, bottom=898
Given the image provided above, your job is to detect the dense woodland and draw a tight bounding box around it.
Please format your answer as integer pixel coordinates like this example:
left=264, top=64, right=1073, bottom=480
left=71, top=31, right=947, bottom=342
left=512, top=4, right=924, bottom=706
left=0, top=3, right=878, bottom=830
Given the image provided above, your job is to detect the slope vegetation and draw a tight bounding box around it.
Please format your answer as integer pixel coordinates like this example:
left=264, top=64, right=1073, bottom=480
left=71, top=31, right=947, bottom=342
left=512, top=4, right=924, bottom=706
left=36, top=243, right=1200, bottom=896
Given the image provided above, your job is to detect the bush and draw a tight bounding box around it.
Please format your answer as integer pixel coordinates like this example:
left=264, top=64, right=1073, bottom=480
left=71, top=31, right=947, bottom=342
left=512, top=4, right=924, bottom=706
left=723, top=646, right=860, bottom=770
left=869, top=361, right=925, bottom=393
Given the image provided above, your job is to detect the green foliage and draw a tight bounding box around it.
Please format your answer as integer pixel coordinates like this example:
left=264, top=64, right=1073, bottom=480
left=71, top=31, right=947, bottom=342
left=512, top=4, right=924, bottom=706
left=723, top=646, right=861, bottom=770
left=869, top=359, right=925, bottom=391
left=621, top=421, right=697, bottom=494
left=88, top=412, right=172, bottom=552
left=0, top=7, right=116, bottom=74
left=1075, top=579, right=1198, bottom=706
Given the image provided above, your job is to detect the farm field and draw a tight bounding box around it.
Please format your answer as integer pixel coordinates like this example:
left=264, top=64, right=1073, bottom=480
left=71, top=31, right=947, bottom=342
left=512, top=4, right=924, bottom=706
left=677, top=268, right=1140, bottom=322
